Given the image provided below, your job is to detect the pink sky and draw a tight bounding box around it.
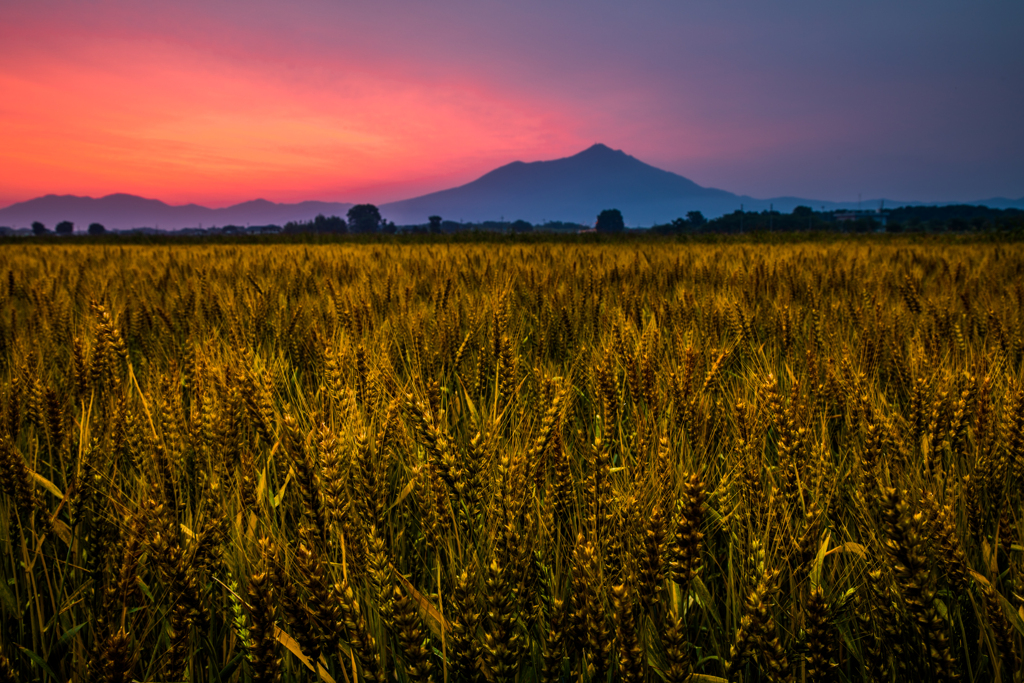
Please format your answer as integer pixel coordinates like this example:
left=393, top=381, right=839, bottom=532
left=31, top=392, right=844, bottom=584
left=2, top=0, right=1022, bottom=208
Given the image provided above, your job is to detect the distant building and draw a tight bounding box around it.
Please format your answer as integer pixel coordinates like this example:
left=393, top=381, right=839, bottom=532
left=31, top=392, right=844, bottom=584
left=834, top=209, right=889, bottom=227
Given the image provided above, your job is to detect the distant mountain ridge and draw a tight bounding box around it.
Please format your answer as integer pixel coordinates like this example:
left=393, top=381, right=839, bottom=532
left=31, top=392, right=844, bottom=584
left=2, top=144, right=1021, bottom=229
left=0, top=193, right=354, bottom=232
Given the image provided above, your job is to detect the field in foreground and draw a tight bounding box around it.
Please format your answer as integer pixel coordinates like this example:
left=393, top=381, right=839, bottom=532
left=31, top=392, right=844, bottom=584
left=0, top=241, right=1022, bottom=683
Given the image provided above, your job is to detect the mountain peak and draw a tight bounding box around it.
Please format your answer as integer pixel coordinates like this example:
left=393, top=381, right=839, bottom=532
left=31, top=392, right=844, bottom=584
left=380, top=144, right=736, bottom=225
left=576, top=143, right=624, bottom=157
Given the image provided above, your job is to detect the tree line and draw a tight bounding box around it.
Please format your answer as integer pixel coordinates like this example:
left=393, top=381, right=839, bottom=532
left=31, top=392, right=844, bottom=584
left=27, top=220, right=107, bottom=236
left=650, top=204, right=1024, bottom=234
left=8, top=203, right=1023, bottom=238
left=284, top=205, right=397, bottom=234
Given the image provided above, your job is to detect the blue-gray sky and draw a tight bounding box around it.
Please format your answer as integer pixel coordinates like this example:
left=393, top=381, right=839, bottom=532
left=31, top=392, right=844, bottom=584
left=1, top=0, right=1021, bottom=206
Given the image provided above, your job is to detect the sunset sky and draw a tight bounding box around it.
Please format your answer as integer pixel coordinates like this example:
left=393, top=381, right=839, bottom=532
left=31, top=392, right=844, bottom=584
left=2, top=1, right=1022, bottom=208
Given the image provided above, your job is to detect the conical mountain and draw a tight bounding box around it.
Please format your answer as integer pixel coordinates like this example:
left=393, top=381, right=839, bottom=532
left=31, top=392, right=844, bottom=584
left=380, top=143, right=744, bottom=226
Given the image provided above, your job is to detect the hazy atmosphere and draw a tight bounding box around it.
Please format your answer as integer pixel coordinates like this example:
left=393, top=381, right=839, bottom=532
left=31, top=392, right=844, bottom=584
left=2, top=0, right=1022, bottom=209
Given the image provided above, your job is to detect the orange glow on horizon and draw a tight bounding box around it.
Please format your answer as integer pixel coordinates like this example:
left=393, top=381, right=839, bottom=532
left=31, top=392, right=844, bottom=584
left=0, top=34, right=592, bottom=207
left=4, top=1, right=1022, bottom=207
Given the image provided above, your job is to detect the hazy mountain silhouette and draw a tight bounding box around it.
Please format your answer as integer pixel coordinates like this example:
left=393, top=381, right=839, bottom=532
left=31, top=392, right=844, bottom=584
left=381, top=145, right=1024, bottom=225
left=3, top=145, right=1021, bottom=230
left=381, top=144, right=817, bottom=225
left=0, top=193, right=354, bottom=231
left=965, top=196, right=1024, bottom=211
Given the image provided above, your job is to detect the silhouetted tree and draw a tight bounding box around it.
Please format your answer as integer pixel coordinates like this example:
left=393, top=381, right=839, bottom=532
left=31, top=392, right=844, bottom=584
left=55, top=220, right=74, bottom=235
left=31, top=221, right=47, bottom=236
left=347, top=204, right=382, bottom=234
left=381, top=219, right=397, bottom=235
left=686, top=210, right=706, bottom=227
left=88, top=222, right=106, bottom=236
left=428, top=215, right=443, bottom=234
left=596, top=209, right=624, bottom=233
left=312, top=214, right=347, bottom=233
left=792, top=205, right=815, bottom=230
left=511, top=220, right=533, bottom=233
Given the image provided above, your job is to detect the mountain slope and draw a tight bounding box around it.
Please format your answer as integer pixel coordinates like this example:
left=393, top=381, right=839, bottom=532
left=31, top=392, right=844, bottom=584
left=381, top=144, right=1024, bottom=224
left=380, top=144, right=753, bottom=225
left=0, top=194, right=354, bottom=232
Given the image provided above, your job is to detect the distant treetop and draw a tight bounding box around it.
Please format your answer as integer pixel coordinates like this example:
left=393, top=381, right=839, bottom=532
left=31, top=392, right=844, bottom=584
left=596, top=208, right=625, bottom=233
left=347, top=204, right=382, bottom=233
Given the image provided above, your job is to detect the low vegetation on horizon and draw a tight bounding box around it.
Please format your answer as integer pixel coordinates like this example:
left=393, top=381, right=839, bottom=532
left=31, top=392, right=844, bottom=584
left=0, top=241, right=1022, bottom=682
left=5, top=203, right=1024, bottom=238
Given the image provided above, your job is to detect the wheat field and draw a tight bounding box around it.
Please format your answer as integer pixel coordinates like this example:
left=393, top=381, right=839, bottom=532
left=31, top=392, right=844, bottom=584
left=0, top=240, right=1021, bottom=683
